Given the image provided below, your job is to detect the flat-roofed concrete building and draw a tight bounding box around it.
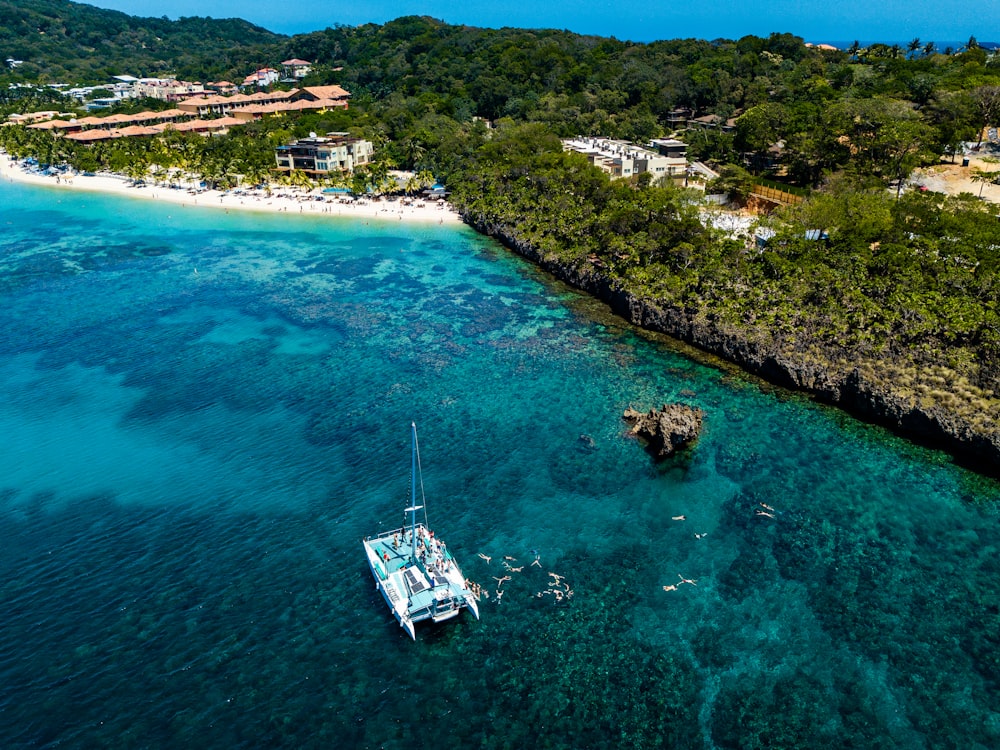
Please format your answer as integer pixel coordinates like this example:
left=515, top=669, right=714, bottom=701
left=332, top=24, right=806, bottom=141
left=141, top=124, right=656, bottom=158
left=648, top=138, right=688, bottom=160
left=275, top=132, right=374, bottom=175
left=562, top=136, right=688, bottom=180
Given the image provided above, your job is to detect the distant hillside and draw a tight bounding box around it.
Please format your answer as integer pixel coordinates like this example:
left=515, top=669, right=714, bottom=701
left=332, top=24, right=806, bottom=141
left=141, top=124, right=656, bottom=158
left=0, top=0, right=284, bottom=83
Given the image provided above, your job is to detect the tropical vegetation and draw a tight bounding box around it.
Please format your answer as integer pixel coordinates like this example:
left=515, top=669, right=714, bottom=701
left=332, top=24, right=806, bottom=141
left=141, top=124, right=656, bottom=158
left=0, top=0, right=283, bottom=82
left=3, top=3, right=1000, bottom=468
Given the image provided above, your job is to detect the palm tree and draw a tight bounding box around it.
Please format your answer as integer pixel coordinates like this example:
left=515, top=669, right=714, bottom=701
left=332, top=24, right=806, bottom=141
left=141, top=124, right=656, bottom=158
left=907, top=38, right=921, bottom=58
left=401, top=138, right=426, bottom=169
left=415, top=169, right=435, bottom=194
left=147, top=139, right=175, bottom=186
left=923, top=41, right=937, bottom=58
left=971, top=168, right=999, bottom=197
left=350, top=168, right=370, bottom=197
left=241, top=164, right=269, bottom=190
left=290, top=168, right=313, bottom=191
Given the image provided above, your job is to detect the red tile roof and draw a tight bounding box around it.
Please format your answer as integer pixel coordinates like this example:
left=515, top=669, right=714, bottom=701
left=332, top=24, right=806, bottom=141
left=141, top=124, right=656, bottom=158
left=301, top=85, right=350, bottom=101
left=64, top=129, right=120, bottom=141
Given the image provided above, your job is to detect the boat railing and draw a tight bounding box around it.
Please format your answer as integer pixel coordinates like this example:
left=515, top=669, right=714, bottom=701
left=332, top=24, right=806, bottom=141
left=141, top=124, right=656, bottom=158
left=370, top=524, right=429, bottom=543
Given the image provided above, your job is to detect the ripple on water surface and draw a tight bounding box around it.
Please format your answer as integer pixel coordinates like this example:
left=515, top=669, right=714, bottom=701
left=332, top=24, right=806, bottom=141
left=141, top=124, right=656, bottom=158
left=0, top=180, right=998, bottom=748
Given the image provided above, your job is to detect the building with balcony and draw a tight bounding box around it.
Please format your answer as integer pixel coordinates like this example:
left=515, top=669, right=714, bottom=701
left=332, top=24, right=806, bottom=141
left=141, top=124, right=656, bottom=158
left=561, top=137, right=688, bottom=181
left=275, top=133, right=374, bottom=175
left=176, top=86, right=350, bottom=119
left=133, top=79, right=206, bottom=101
left=242, top=68, right=280, bottom=88
left=281, top=59, right=312, bottom=79
left=648, top=138, right=688, bottom=160
left=205, top=81, right=239, bottom=96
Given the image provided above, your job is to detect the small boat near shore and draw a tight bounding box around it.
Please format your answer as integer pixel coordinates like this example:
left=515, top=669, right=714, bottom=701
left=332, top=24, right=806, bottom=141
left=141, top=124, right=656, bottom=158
left=362, top=422, right=479, bottom=639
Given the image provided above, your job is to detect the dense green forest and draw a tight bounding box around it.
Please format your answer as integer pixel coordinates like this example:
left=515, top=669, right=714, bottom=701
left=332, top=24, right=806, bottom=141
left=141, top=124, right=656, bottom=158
left=3, top=3, right=1000, bottom=468
left=0, top=0, right=283, bottom=81
left=444, top=124, right=1000, bottom=422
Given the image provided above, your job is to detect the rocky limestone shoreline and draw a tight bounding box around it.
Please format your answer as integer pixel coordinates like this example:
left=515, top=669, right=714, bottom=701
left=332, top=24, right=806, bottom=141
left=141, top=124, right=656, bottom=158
left=462, top=215, right=1000, bottom=478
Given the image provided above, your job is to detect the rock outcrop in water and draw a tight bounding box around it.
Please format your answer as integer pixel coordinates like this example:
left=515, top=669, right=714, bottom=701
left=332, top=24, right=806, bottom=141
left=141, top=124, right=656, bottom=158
left=460, top=215, right=1000, bottom=477
left=623, top=403, right=704, bottom=460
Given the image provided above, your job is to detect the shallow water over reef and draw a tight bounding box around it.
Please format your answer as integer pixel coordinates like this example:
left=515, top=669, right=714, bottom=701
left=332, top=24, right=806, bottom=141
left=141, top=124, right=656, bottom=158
left=0, top=180, right=998, bottom=749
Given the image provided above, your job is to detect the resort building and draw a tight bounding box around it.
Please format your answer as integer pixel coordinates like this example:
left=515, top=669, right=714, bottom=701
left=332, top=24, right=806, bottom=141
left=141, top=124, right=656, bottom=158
left=648, top=138, right=688, bottom=160
left=11, top=84, right=353, bottom=145
left=242, top=68, right=280, bottom=88
left=133, top=78, right=206, bottom=101
left=7, top=110, right=68, bottom=124
left=299, top=85, right=351, bottom=103
left=65, top=83, right=130, bottom=103
left=274, top=133, right=374, bottom=175
left=14, top=83, right=353, bottom=142
left=20, top=109, right=233, bottom=142
left=281, top=59, right=312, bottom=79
left=562, top=137, right=688, bottom=180
left=687, top=113, right=737, bottom=133
left=176, top=85, right=351, bottom=118
left=205, top=81, right=239, bottom=96
left=666, top=108, right=693, bottom=128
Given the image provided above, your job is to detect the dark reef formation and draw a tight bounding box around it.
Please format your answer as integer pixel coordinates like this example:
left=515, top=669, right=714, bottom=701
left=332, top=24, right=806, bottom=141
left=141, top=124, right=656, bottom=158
left=462, top=215, right=1000, bottom=477
left=623, top=403, right=704, bottom=460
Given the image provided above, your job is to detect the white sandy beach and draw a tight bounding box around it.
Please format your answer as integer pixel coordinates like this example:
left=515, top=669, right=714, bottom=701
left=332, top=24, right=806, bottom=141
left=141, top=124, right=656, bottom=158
left=0, top=156, right=463, bottom=225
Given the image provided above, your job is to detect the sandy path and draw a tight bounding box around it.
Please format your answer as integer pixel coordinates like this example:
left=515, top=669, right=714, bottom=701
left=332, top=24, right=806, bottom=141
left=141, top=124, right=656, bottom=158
left=913, top=149, right=1000, bottom=202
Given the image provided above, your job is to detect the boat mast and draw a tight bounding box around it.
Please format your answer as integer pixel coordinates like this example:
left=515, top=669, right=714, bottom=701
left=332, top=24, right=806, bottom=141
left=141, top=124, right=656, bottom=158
left=407, top=421, right=423, bottom=561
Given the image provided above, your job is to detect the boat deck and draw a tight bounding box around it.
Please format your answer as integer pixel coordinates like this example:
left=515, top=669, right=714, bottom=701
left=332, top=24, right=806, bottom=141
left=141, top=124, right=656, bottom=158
left=363, top=523, right=478, bottom=637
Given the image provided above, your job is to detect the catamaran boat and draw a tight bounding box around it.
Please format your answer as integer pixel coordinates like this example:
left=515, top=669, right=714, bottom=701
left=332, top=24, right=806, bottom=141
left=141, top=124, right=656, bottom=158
left=362, top=423, right=479, bottom=639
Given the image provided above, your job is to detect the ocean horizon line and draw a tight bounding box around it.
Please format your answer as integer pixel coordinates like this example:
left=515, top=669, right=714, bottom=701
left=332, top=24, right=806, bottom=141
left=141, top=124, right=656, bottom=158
left=807, top=39, right=999, bottom=50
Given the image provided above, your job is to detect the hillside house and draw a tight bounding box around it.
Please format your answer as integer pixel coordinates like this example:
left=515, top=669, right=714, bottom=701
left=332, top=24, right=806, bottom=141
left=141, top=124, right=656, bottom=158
left=281, top=59, right=312, bottom=79
left=205, top=81, right=239, bottom=96
left=687, top=114, right=737, bottom=133
left=242, top=68, right=280, bottom=88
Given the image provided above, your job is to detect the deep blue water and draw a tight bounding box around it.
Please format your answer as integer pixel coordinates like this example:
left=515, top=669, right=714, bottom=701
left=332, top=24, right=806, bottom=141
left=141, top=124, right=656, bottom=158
left=818, top=40, right=999, bottom=50
left=0, top=179, right=998, bottom=749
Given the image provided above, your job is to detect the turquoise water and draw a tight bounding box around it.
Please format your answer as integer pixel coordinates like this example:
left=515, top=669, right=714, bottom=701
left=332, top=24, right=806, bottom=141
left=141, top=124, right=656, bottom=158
left=0, top=180, right=998, bottom=749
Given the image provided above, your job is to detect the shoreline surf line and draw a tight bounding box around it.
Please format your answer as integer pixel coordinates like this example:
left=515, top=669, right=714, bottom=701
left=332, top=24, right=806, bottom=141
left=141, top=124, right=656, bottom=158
left=0, top=156, right=463, bottom=226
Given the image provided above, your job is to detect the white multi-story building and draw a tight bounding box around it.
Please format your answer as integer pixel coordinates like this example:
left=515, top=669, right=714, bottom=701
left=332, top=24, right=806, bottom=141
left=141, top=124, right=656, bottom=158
left=128, top=78, right=206, bottom=101
left=275, top=132, right=374, bottom=175
left=281, top=59, right=312, bottom=79
left=562, top=136, right=688, bottom=180
left=242, top=68, right=280, bottom=88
